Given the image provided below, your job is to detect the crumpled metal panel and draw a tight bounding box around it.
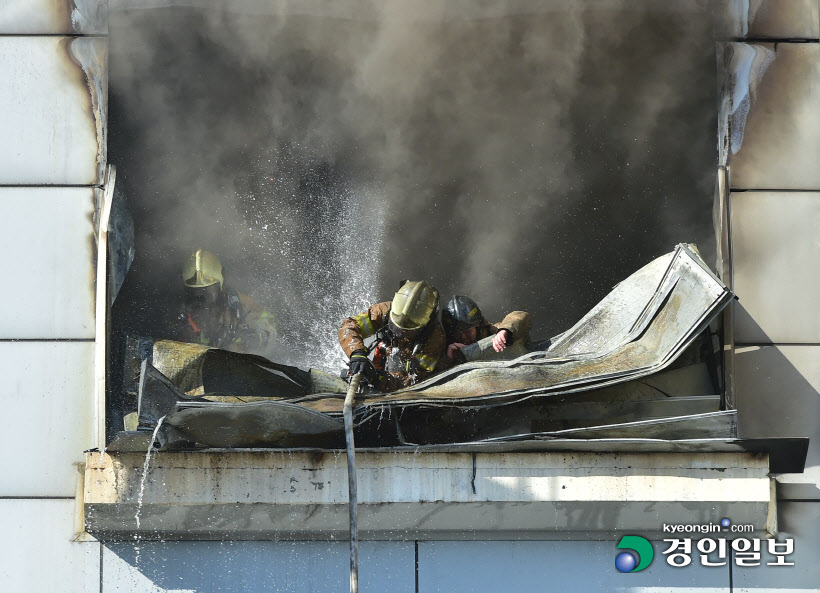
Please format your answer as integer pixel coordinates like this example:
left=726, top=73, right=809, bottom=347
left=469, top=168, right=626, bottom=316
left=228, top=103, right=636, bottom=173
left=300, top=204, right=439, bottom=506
left=134, top=244, right=732, bottom=448
left=373, top=244, right=731, bottom=406
left=487, top=410, right=737, bottom=441
left=150, top=341, right=316, bottom=398
left=161, top=401, right=347, bottom=449
left=0, top=36, right=107, bottom=185
left=719, top=43, right=820, bottom=189
left=713, top=0, right=820, bottom=40
left=108, top=178, right=135, bottom=305
left=0, top=0, right=108, bottom=34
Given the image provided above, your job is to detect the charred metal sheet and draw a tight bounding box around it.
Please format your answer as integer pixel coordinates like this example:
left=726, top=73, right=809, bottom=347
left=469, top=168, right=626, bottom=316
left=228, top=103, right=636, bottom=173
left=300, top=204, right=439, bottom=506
left=136, top=361, right=722, bottom=448
left=0, top=36, right=107, bottom=185
left=159, top=401, right=347, bottom=449
left=375, top=244, right=731, bottom=406
left=110, top=0, right=709, bottom=21
left=0, top=188, right=96, bottom=339
left=135, top=359, right=347, bottom=448
left=713, top=0, right=820, bottom=40
left=534, top=395, right=721, bottom=424
left=136, top=360, right=192, bottom=427
left=0, top=1, right=108, bottom=34
left=102, top=437, right=810, bottom=475
left=152, top=342, right=314, bottom=397
left=108, top=177, right=135, bottom=305
left=394, top=395, right=724, bottom=446
left=720, top=43, right=820, bottom=189
left=130, top=245, right=733, bottom=449
left=732, top=191, right=820, bottom=344
left=488, top=411, right=737, bottom=441
left=152, top=244, right=728, bottom=410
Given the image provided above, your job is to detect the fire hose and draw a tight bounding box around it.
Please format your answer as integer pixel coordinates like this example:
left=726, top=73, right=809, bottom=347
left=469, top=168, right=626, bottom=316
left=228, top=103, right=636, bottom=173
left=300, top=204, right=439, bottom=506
left=344, top=372, right=362, bottom=593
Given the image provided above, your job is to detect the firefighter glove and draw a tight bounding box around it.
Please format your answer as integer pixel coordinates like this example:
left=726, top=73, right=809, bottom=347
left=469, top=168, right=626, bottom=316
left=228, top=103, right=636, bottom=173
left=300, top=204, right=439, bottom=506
left=348, top=350, right=376, bottom=384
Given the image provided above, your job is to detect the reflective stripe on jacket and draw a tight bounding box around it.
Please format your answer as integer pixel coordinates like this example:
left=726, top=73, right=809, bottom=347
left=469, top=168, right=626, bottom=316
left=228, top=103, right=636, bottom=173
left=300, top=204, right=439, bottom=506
left=339, top=300, right=447, bottom=391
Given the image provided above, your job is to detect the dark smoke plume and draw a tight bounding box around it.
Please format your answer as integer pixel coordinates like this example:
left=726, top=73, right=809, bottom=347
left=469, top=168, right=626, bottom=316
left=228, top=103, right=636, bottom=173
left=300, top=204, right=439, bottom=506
left=109, top=0, right=718, bottom=371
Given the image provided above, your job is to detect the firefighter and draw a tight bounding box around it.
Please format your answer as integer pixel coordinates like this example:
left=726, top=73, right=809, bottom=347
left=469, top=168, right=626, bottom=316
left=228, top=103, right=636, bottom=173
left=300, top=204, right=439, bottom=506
left=441, top=295, right=532, bottom=364
left=178, top=249, right=277, bottom=354
left=338, top=280, right=447, bottom=392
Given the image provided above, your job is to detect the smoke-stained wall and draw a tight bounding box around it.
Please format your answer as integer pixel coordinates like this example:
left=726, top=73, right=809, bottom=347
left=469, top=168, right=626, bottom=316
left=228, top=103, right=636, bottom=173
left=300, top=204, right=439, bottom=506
left=109, top=1, right=717, bottom=371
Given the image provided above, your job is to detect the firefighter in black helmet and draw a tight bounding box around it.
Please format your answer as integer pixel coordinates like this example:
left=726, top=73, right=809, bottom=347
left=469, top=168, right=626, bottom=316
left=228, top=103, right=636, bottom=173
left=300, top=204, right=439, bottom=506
left=338, top=280, right=447, bottom=392
left=441, top=295, right=532, bottom=364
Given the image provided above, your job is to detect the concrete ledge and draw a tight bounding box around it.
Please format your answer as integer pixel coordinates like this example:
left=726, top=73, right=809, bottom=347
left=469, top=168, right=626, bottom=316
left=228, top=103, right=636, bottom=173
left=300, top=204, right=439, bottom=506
left=84, top=451, right=774, bottom=541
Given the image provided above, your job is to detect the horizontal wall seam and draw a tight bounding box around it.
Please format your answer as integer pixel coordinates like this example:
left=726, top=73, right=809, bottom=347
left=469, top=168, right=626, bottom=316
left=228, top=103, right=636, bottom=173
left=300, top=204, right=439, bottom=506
left=735, top=343, right=820, bottom=347
left=721, top=38, right=819, bottom=43
left=0, top=338, right=95, bottom=343
left=0, top=34, right=107, bottom=38
left=0, top=184, right=102, bottom=189
left=0, top=496, right=75, bottom=500
left=730, top=188, right=820, bottom=193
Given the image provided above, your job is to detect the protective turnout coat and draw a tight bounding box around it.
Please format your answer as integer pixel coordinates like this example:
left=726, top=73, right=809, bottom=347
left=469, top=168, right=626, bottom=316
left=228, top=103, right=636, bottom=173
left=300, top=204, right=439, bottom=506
left=180, top=292, right=276, bottom=355
left=339, top=301, right=447, bottom=392
left=476, top=310, right=533, bottom=343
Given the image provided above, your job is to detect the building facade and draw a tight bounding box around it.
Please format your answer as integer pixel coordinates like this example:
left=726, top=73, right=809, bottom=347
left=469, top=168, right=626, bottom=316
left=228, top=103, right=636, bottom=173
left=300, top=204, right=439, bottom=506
left=0, top=2, right=817, bottom=591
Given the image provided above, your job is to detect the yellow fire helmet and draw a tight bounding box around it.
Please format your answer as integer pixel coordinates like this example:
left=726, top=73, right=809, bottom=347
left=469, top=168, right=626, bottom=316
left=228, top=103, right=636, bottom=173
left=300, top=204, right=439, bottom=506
left=182, top=249, right=224, bottom=289
left=389, top=280, right=440, bottom=333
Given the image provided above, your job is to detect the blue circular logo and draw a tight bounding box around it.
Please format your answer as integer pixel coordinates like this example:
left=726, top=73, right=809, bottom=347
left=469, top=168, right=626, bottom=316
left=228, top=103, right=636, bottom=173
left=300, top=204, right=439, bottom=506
left=615, top=552, right=637, bottom=573
left=721, top=518, right=731, bottom=528
left=615, top=535, right=654, bottom=573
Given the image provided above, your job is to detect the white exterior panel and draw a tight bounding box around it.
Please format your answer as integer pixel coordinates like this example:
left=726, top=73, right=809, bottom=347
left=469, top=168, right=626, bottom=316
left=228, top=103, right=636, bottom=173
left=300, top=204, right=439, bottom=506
left=0, top=499, right=100, bottom=593
left=735, top=346, right=820, bottom=499
left=728, top=44, right=820, bottom=190
left=103, top=541, right=414, bottom=593
left=0, top=0, right=108, bottom=34
left=0, top=36, right=107, bottom=185
left=0, top=187, right=96, bottom=339
left=0, top=341, right=95, bottom=496
left=731, top=191, right=820, bottom=344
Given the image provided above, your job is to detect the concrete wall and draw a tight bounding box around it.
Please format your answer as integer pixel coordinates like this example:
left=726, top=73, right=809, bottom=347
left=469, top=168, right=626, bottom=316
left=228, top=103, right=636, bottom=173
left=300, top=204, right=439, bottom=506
left=0, top=2, right=107, bottom=591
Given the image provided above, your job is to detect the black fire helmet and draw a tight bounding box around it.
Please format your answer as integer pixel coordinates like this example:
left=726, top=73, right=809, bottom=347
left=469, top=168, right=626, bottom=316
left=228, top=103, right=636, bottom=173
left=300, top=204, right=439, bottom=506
left=442, top=295, right=484, bottom=338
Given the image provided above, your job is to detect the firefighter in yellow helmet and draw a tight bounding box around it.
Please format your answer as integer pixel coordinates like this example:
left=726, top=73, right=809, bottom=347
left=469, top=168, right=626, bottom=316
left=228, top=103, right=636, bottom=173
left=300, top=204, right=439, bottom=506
left=338, top=280, right=447, bottom=392
left=178, top=249, right=277, bottom=354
